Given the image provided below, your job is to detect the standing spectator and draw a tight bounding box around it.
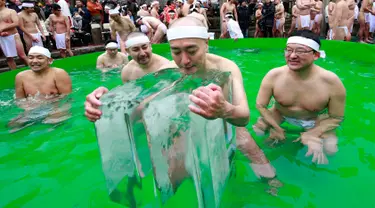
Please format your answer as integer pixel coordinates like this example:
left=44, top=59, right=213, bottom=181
left=73, top=0, right=91, bottom=33
left=6, top=0, right=21, bottom=13
left=87, top=0, right=103, bottom=23
left=237, top=0, right=251, bottom=37
left=127, top=0, right=139, bottom=18
left=150, top=1, right=160, bottom=19
left=261, top=0, right=275, bottom=37
left=137, top=4, right=151, bottom=16
left=43, top=0, right=53, bottom=19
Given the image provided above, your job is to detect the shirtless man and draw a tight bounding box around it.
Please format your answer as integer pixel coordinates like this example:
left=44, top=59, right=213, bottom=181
left=176, top=0, right=184, bottom=17
left=10, top=46, right=72, bottom=129
left=109, top=9, right=136, bottom=55
left=181, top=0, right=194, bottom=17
left=274, top=0, right=285, bottom=37
left=347, top=0, right=356, bottom=35
left=137, top=4, right=151, bottom=17
left=85, top=17, right=276, bottom=183
left=49, top=4, right=73, bottom=58
left=188, top=4, right=208, bottom=28
left=332, top=0, right=350, bottom=40
left=358, top=0, right=375, bottom=42
left=150, top=1, right=160, bottom=19
left=311, top=0, right=323, bottom=35
left=220, top=0, right=238, bottom=38
left=296, top=0, right=315, bottom=30
left=96, top=40, right=128, bottom=72
left=136, top=16, right=167, bottom=43
left=327, top=1, right=336, bottom=39
left=253, top=30, right=346, bottom=165
left=288, top=3, right=299, bottom=36
left=0, top=0, right=28, bottom=70
left=15, top=46, right=72, bottom=99
left=18, top=1, right=46, bottom=52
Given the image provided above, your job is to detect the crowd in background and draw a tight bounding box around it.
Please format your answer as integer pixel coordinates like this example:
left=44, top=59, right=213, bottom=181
left=1, top=0, right=374, bottom=70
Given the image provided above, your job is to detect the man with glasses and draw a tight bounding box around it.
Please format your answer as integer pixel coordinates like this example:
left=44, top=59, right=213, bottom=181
left=253, top=30, right=346, bottom=165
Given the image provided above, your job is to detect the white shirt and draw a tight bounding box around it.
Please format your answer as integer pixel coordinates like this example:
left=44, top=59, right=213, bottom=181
left=226, top=19, right=244, bottom=39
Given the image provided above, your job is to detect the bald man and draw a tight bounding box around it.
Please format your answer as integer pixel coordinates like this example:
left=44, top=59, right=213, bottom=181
left=85, top=17, right=277, bottom=185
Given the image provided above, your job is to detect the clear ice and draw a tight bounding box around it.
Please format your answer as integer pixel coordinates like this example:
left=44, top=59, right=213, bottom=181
left=95, top=68, right=235, bottom=207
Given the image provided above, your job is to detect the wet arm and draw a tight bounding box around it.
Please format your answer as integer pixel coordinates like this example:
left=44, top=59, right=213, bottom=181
left=96, top=56, right=105, bottom=69
left=256, top=70, right=283, bottom=131
left=305, top=78, right=346, bottom=137
left=15, top=73, right=26, bottom=99
left=222, top=64, right=250, bottom=127
left=55, top=69, right=73, bottom=94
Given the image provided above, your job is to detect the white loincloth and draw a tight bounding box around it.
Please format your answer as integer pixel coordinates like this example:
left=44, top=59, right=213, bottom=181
left=157, top=23, right=167, bottom=34
left=300, top=14, right=311, bottom=28
left=31, top=33, right=43, bottom=47
left=55, top=33, right=66, bottom=49
left=0, top=34, right=17, bottom=57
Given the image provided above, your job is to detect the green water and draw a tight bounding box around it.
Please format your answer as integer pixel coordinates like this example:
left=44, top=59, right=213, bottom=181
left=0, top=39, right=374, bottom=208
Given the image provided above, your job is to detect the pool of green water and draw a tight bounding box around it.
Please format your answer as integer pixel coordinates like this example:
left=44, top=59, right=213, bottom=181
left=0, top=39, right=374, bottom=208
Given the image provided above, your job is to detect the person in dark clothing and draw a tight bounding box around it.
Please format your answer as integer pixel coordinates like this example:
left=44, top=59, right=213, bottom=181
left=43, top=0, right=53, bottom=19
left=6, top=0, right=21, bottom=13
left=73, top=0, right=92, bottom=33
left=260, top=0, right=275, bottom=37
left=237, top=0, right=251, bottom=37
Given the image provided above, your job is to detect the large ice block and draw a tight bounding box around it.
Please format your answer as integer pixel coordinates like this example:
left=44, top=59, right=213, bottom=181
left=95, top=68, right=235, bottom=207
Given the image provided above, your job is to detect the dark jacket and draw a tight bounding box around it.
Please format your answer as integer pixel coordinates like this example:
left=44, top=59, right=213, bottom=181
left=262, top=2, right=275, bottom=27
left=237, top=5, right=251, bottom=29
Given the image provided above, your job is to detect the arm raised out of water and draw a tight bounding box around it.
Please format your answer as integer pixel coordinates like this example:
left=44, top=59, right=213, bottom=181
left=84, top=87, right=109, bottom=122
left=189, top=62, right=250, bottom=127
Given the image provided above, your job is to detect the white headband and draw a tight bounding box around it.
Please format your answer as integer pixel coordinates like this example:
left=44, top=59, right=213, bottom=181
left=287, top=36, right=326, bottom=58
left=167, top=26, right=209, bottom=41
left=28, top=46, right=51, bottom=58
left=109, top=9, right=120, bottom=15
left=141, top=4, right=147, bottom=8
left=22, top=2, right=34, bottom=8
left=106, top=42, right=118, bottom=49
left=125, top=36, right=150, bottom=48
left=151, top=1, right=159, bottom=7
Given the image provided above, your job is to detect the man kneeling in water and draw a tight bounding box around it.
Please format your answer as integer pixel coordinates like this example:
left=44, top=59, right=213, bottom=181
left=96, top=40, right=128, bottom=72
left=9, top=46, right=72, bottom=129
left=85, top=17, right=276, bottom=185
left=253, top=30, right=346, bottom=164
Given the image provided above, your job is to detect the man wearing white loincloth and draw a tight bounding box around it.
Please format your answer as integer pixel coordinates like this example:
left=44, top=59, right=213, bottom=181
left=296, top=0, right=315, bottom=30
left=253, top=30, right=346, bottom=165
left=331, top=0, right=350, bottom=40
left=49, top=4, right=73, bottom=57
left=0, top=0, right=29, bottom=70
left=18, top=1, right=46, bottom=52
left=109, top=9, right=136, bottom=55
left=135, top=16, right=167, bottom=43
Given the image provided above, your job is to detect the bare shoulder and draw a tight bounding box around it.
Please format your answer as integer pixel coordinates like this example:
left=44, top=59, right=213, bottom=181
left=159, top=60, right=178, bottom=69
left=266, top=65, right=286, bottom=78
left=207, top=53, right=239, bottom=73
left=52, top=67, right=70, bottom=77
left=154, top=54, right=170, bottom=64
left=318, top=66, right=343, bottom=86
left=16, top=70, right=32, bottom=79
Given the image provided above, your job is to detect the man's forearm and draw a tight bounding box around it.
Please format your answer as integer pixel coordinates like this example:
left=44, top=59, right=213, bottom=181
left=223, top=103, right=249, bottom=127
left=306, top=117, right=343, bottom=137
left=2, top=23, right=19, bottom=32
left=257, top=106, right=283, bottom=131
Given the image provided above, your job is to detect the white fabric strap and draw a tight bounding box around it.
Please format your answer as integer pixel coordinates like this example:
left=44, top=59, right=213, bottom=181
left=287, top=36, right=326, bottom=58
left=167, top=26, right=209, bottom=41
left=28, top=46, right=51, bottom=58
left=125, top=36, right=150, bottom=48
left=22, top=2, right=34, bottom=8
left=106, top=42, right=118, bottom=49
left=225, top=13, right=233, bottom=18
left=141, top=4, right=147, bottom=8
left=109, top=9, right=120, bottom=15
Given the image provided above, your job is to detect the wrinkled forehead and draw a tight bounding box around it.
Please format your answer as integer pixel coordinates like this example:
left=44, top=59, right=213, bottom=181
left=170, top=38, right=206, bottom=48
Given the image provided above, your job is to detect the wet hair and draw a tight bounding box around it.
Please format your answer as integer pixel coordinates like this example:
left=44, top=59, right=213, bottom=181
left=52, top=3, right=61, bottom=11
left=291, top=29, right=321, bottom=48
left=105, top=39, right=118, bottom=45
